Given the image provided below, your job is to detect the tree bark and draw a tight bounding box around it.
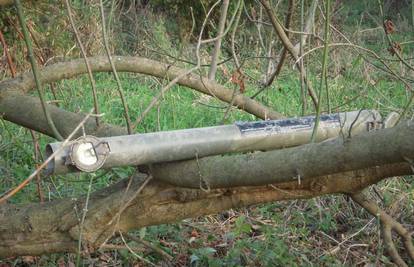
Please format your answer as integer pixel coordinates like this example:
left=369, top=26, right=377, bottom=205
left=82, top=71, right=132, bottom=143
left=152, top=120, right=414, bottom=188
left=0, top=56, right=284, bottom=120
left=208, top=0, right=230, bottom=80
left=0, top=163, right=411, bottom=257
left=1, top=89, right=412, bottom=258
left=0, top=94, right=126, bottom=138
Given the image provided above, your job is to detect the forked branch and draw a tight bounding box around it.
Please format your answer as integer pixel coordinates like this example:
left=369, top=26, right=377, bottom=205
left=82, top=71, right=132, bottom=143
left=350, top=192, right=414, bottom=267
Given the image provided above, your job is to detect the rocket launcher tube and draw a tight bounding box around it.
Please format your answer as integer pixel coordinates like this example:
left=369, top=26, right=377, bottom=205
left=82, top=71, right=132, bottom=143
left=45, top=110, right=381, bottom=175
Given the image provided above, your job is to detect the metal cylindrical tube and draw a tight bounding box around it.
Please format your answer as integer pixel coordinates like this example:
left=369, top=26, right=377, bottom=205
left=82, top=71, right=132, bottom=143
left=45, top=110, right=381, bottom=175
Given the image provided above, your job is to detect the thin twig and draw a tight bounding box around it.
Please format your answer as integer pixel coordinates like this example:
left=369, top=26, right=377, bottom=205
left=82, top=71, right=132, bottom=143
left=262, top=0, right=295, bottom=87
left=350, top=192, right=414, bottom=267
left=28, top=130, right=44, bottom=202
left=108, top=175, right=153, bottom=226
left=14, top=0, right=64, bottom=140
left=0, top=110, right=97, bottom=205
left=25, top=21, right=60, bottom=105
left=299, top=0, right=307, bottom=115
left=230, top=0, right=244, bottom=69
left=132, top=66, right=199, bottom=128
left=377, top=0, right=414, bottom=72
left=123, top=233, right=173, bottom=262
left=99, top=0, right=132, bottom=134
left=0, top=29, right=17, bottom=76
left=100, top=244, right=144, bottom=252
left=200, top=0, right=242, bottom=44
left=119, top=232, right=156, bottom=266
left=0, top=27, right=45, bottom=203
left=311, top=0, right=330, bottom=142
left=221, top=86, right=238, bottom=124
left=255, top=0, right=318, bottom=106
left=297, top=40, right=414, bottom=123
left=76, top=174, right=95, bottom=266
left=65, top=0, right=101, bottom=127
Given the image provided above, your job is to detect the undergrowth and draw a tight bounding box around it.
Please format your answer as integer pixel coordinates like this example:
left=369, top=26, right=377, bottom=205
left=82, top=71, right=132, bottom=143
left=0, top=0, right=413, bottom=266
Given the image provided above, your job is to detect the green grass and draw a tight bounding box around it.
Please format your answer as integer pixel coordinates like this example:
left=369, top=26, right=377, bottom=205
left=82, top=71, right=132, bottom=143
left=1, top=0, right=414, bottom=265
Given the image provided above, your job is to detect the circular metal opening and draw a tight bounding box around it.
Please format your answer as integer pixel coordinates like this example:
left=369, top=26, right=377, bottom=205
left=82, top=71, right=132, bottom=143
left=69, top=136, right=110, bottom=172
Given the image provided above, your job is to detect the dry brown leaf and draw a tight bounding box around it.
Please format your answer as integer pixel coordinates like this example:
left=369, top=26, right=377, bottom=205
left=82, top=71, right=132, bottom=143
left=388, top=42, right=402, bottom=56
left=230, top=69, right=245, bottom=93
left=383, top=19, right=395, bottom=34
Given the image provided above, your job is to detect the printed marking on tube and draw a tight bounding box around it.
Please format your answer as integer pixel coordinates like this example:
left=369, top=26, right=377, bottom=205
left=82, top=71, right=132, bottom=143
left=235, top=113, right=341, bottom=134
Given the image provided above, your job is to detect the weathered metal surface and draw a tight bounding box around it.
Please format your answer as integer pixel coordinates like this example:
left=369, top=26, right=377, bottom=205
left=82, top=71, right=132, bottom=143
left=236, top=113, right=341, bottom=134
left=45, top=110, right=381, bottom=175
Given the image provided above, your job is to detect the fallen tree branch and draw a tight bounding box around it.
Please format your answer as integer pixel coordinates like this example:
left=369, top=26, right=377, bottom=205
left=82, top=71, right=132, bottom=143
left=1, top=58, right=412, bottom=261
left=0, top=91, right=412, bottom=260
left=151, top=120, right=414, bottom=188
left=0, top=163, right=411, bottom=257
left=0, top=56, right=284, bottom=120
left=0, top=94, right=126, bottom=138
left=2, top=91, right=413, bottom=188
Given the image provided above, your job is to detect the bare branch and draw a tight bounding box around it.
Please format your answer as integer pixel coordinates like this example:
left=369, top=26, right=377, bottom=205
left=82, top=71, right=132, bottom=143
left=255, top=0, right=318, bottom=106
left=65, top=0, right=101, bottom=127
left=350, top=192, right=414, bottom=267
left=14, top=0, right=64, bottom=140
left=262, top=0, right=295, bottom=87
left=152, top=120, right=414, bottom=188
left=208, top=0, right=230, bottom=80
left=0, top=56, right=284, bottom=120
left=99, top=0, right=132, bottom=134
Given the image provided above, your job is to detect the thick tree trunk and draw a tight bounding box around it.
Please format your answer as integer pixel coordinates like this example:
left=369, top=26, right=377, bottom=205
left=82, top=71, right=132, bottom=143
left=0, top=163, right=411, bottom=257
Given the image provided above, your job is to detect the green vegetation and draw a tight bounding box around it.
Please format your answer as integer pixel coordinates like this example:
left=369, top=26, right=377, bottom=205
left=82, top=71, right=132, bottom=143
left=1, top=0, right=413, bottom=265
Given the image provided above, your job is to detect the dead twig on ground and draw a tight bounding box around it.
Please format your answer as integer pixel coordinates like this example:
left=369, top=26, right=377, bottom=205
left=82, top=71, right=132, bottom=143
left=350, top=192, right=414, bottom=267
